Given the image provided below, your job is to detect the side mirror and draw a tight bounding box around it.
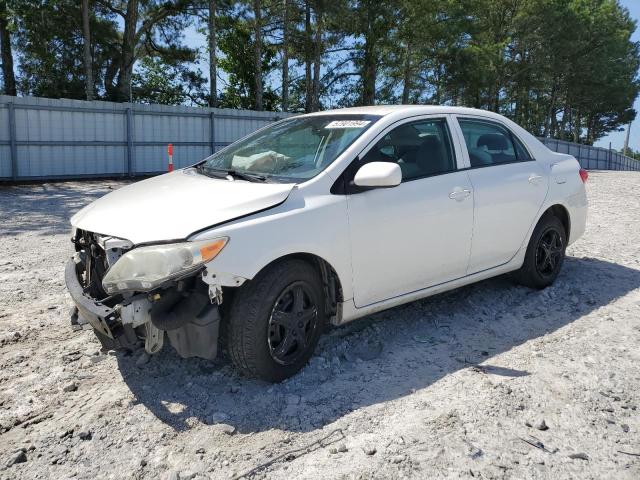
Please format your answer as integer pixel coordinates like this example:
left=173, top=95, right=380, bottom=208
left=353, top=162, right=402, bottom=188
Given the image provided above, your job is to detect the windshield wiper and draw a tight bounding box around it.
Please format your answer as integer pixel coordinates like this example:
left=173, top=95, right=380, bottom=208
left=195, top=164, right=269, bottom=182
left=225, top=169, right=269, bottom=182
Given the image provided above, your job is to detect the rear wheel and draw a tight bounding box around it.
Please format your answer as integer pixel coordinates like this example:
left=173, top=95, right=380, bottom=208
left=514, top=214, right=566, bottom=289
left=226, top=259, right=325, bottom=382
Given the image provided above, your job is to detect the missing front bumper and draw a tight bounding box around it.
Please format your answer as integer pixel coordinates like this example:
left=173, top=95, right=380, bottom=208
left=65, top=258, right=221, bottom=359
left=65, top=258, right=118, bottom=339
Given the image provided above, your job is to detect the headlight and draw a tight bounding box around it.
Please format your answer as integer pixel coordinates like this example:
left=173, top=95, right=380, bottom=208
left=102, top=237, right=228, bottom=294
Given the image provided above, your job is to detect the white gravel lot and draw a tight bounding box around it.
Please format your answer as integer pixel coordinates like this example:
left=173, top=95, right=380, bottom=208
left=0, top=171, right=639, bottom=480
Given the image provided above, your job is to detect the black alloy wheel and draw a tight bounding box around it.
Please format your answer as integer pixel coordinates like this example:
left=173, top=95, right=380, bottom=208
left=535, top=228, right=564, bottom=278
left=267, top=281, right=319, bottom=365
left=514, top=213, right=567, bottom=289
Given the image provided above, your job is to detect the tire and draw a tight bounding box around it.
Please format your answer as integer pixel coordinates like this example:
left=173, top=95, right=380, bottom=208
left=514, top=214, right=567, bottom=289
left=226, top=259, right=325, bottom=382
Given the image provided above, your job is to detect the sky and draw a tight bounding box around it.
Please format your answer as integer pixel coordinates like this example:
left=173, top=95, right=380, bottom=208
left=595, top=0, right=640, bottom=151
left=171, top=1, right=640, bottom=151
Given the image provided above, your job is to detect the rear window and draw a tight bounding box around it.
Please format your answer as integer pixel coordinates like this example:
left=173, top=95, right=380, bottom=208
left=458, top=119, right=531, bottom=167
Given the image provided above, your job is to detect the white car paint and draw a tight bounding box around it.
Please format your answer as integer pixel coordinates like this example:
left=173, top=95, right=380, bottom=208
left=464, top=161, right=549, bottom=273
left=352, top=161, right=402, bottom=187
left=347, top=168, right=475, bottom=307
left=71, top=168, right=295, bottom=244
left=344, top=114, right=475, bottom=306
left=71, top=105, right=588, bottom=324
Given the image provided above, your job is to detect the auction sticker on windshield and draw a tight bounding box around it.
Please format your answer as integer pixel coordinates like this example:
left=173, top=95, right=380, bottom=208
left=325, top=120, right=371, bottom=129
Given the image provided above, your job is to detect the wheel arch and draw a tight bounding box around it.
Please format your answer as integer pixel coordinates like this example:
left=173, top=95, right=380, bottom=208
left=242, top=252, right=345, bottom=320
left=514, top=202, right=572, bottom=271
left=543, top=204, right=571, bottom=239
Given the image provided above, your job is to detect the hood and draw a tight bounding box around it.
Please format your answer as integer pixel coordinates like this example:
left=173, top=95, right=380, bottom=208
left=71, top=169, right=295, bottom=244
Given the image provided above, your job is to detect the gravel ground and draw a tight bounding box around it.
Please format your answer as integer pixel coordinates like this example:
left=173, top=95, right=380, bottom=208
left=0, top=171, right=639, bottom=480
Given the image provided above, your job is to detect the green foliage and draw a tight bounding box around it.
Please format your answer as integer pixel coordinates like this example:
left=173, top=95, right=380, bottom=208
left=1, top=0, right=638, bottom=144
left=132, top=56, right=207, bottom=105
left=216, top=8, right=278, bottom=110
left=12, top=0, right=120, bottom=99
left=10, top=0, right=197, bottom=101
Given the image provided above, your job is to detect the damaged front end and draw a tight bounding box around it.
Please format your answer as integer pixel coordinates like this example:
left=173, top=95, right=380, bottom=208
left=65, top=229, right=232, bottom=360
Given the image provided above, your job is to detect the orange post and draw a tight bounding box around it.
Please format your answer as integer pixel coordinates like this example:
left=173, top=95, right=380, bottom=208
left=167, top=143, right=174, bottom=172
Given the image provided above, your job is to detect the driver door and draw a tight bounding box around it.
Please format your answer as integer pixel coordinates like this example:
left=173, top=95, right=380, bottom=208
left=346, top=116, right=474, bottom=307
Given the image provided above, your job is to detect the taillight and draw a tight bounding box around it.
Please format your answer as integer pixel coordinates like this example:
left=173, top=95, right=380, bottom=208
left=579, top=168, right=588, bottom=183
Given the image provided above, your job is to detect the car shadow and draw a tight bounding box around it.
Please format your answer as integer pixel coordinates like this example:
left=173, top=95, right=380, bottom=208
left=115, top=255, right=640, bottom=434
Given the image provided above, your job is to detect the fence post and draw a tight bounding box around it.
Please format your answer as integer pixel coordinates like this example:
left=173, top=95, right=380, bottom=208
left=577, top=144, right=583, bottom=169
left=209, top=111, right=215, bottom=154
left=8, top=102, right=18, bottom=181
left=126, top=107, right=134, bottom=177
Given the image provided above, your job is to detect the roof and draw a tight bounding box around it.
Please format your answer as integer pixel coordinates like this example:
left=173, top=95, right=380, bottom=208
left=303, top=105, right=504, bottom=118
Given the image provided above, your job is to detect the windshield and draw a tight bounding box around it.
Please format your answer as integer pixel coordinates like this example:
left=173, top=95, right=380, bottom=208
left=199, top=114, right=379, bottom=182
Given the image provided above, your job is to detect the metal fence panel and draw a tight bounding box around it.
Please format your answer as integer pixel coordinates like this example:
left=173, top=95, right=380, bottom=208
left=0, top=145, right=10, bottom=178
left=0, top=95, right=291, bottom=181
left=538, top=137, right=640, bottom=172
left=0, top=104, right=10, bottom=178
left=3, top=96, right=639, bottom=180
left=134, top=145, right=211, bottom=173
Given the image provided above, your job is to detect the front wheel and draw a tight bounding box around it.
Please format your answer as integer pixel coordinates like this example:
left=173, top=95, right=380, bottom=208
left=514, top=214, right=567, bottom=289
left=226, top=259, right=325, bottom=382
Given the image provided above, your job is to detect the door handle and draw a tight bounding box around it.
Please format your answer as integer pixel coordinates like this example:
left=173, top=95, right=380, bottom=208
left=528, top=174, right=543, bottom=184
left=449, top=188, right=471, bottom=201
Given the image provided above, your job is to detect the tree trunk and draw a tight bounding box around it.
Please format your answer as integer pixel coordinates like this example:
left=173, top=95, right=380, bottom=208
left=311, top=2, right=322, bottom=112
left=585, top=113, right=595, bottom=145
left=543, top=79, right=558, bottom=137
left=115, top=0, right=139, bottom=102
left=281, top=0, right=289, bottom=112
left=208, top=0, right=217, bottom=107
left=81, top=0, right=94, bottom=100
left=559, top=103, right=570, bottom=140
left=573, top=109, right=581, bottom=143
left=401, top=43, right=412, bottom=104
left=434, top=63, right=443, bottom=104
left=360, top=4, right=377, bottom=106
left=253, top=0, right=263, bottom=110
left=492, top=80, right=500, bottom=112
left=361, top=32, right=376, bottom=105
left=0, top=0, right=16, bottom=96
left=550, top=105, right=559, bottom=138
left=304, top=1, right=312, bottom=112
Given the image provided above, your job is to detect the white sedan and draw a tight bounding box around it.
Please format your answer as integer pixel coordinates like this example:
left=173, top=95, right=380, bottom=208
left=66, top=106, right=588, bottom=382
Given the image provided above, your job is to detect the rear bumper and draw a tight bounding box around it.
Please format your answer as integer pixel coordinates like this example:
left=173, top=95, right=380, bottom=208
left=566, top=189, right=588, bottom=245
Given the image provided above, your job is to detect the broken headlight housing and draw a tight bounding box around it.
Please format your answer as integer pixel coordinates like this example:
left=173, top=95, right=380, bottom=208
left=102, top=237, right=228, bottom=294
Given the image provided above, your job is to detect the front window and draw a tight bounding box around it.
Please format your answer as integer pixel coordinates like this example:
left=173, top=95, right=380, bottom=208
left=199, top=115, right=379, bottom=182
left=360, top=118, right=456, bottom=181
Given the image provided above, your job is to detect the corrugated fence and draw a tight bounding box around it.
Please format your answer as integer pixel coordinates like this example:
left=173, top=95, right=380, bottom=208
left=1, top=95, right=639, bottom=180
left=538, top=137, right=640, bottom=172
left=0, top=95, right=291, bottom=181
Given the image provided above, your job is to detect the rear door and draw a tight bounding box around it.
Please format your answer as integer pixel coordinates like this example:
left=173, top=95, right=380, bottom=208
left=453, top=117, right=549, bottom=274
